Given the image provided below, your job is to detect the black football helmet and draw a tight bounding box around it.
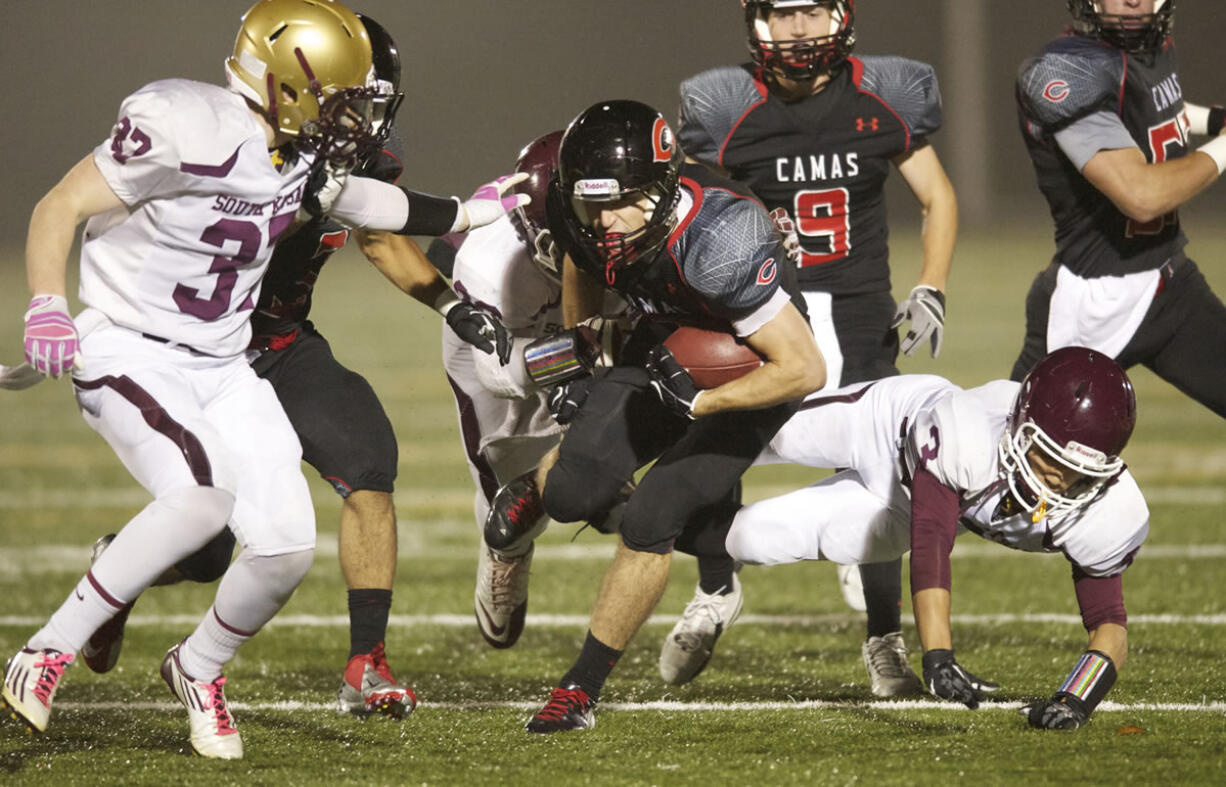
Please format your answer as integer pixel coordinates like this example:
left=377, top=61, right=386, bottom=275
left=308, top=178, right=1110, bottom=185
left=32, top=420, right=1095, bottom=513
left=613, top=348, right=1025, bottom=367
left=1068, top=0, right=1174, bottom=54
left=510, top=130, right=564, bottom=280
left=743, top=0, right=856, bottom=80
left=998, top=347, right=1136, bottom=518
left=557, top=100, right=683, bottom=282
left=358, top=15, right=405, bottom=147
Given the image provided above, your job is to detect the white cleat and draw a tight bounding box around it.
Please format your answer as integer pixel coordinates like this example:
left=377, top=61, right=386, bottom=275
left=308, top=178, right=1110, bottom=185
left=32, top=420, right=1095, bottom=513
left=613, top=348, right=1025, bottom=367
left=1, top=648, right=74, bottom=733
left=659, top=574, right=744, bottom=685
left=474, top=544, right=533, bottom=649
left=862, top=632, right=924, bottom=698
left=160, top=643, right=244, bottom=760
left=836, top=564, right=867, bottom=612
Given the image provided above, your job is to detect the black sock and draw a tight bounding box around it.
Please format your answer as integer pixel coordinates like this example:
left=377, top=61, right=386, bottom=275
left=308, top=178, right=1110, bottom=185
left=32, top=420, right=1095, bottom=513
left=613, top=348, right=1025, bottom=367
left=860, top=559, right=903, bottom=638
left=348, top=588, right=392, bottom=658
left=560, top=630, right=623, bottom=701
left=697, top=554, right=736, bottom=595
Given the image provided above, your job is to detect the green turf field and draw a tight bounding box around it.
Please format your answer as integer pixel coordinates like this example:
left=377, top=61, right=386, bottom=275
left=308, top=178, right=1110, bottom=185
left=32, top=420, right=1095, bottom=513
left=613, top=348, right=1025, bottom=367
left=1, top=228, right=1224, bottom=785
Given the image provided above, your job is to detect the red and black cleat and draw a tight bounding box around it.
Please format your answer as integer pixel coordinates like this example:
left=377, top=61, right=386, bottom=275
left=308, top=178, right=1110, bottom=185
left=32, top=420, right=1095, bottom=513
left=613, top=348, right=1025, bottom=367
left=524, top=684, right=595, bottom=733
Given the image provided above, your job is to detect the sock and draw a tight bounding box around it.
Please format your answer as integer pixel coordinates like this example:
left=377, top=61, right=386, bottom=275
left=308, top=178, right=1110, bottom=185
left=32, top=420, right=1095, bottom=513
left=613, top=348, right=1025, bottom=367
left=29, top=573, right=126, bottom=654
left=860, top=558, right=903, bottom=638
left=697, top=555, right=736, bottom=596
left=559, top=630, right=623, bottom=702
left=348, top=588, right=393, bottom=658
left=179, top=606, right=253, bottom=682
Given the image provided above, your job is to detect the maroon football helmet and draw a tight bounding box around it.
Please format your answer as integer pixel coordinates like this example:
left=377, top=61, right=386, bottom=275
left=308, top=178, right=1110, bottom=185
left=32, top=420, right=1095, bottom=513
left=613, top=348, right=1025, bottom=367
left=510, top=130, right=564, bottom=280
left=999, top=347, right=1137, bottom=516
left=743, top=1, right=856, bottom=80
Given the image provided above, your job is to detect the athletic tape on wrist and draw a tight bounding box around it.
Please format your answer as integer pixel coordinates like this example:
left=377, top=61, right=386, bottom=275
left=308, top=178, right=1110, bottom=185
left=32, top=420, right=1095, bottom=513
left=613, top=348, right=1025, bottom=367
left=524, top=330, right=594, bottom=387
left=1054, top=649, right=1117, bottom=713
left=1197, top=135, right=1226, bottom=176
left=433, top=289, right=460, bottom=317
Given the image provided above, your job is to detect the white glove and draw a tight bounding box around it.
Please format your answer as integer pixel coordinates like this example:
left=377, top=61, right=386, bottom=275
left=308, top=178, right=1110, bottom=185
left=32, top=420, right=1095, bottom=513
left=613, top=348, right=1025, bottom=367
left=892, top=285, right=946, bottom=358
left=296, top=159, right=350, bottom=222
left=452, top=173, right=530, bottom=232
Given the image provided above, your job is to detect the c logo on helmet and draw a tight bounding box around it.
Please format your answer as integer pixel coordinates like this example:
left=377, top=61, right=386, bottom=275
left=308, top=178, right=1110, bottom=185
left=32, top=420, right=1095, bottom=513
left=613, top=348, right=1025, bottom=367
left=1043, top=80, right=1070, bottom=103
left=652, top=117, right=674, bottom=163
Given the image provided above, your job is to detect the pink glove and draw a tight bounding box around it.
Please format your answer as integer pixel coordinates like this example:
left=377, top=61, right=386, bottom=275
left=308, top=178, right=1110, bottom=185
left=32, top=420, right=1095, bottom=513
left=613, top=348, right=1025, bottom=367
left=23, top=295, right=79, bottom=378
left=454, top=173, right=531, bottom=232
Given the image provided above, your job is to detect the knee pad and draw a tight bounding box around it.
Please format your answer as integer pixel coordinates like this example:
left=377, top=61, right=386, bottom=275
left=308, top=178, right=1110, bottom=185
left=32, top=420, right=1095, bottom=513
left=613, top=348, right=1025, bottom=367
left=174, top=527, right=237, bottom=583
left=541, top=464, right=627, bottom=525
left=236, top=548, right=315, bottom=607
left=160, top=486, right=235, bottom=538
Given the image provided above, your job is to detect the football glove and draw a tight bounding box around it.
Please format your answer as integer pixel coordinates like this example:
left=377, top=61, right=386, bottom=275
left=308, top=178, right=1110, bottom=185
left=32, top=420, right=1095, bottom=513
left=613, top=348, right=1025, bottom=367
left=1021, top=696, right=1089, bottom=730
left=546, top=376, right=594, bottom=425
left=23, top=295, right=80, bottom=378
left=921, top=649, right=999, bottom=709
left=768, top=207, right=803, bottom=265
left=892, top=285, right=946, bottom=358
left=453, top=173, right=530, bottom=232
left=297, top=158, right=349, bottom=222
left=644, top=344, right=702, bottom=420
left=445, top=302, right=512, bottom=365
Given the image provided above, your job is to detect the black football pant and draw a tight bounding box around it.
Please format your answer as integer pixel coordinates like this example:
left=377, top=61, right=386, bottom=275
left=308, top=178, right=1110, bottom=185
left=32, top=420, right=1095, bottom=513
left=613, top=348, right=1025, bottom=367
left=1011, top=256, right=1226, bottom=418
left=543, top=366, right=798, bottom=555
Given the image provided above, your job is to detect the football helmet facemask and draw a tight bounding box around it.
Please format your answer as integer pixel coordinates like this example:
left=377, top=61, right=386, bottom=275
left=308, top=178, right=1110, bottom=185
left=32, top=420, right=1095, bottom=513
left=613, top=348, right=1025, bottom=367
left=358, top=14, right=404, bottom=147
left=558, top=100, right=683, bottom=284
left=743, top=0, right=856, bottom=80
left=998, top=347, right=1136, bottom=518
left=226, top=0, right=377, bottom=165
left=1067, top=0, right=1174, bottom=54
left=510, top=130, right=564, bottom=280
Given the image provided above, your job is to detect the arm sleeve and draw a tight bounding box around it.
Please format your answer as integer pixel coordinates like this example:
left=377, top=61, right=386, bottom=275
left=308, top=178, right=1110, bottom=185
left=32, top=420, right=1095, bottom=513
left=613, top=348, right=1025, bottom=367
left=909, top=466, right=961, bottom=593
left=1072, top=565, right=1130, bottom=630
left=1053, top=111, right=1140, bottom=171
left=329, top=177, right=460, bottom=235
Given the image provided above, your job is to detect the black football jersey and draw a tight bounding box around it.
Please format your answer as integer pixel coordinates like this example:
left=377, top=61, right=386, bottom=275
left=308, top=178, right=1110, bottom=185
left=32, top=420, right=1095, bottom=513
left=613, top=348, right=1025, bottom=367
left=549, top=163, right=805, bottom=330
left=679, top=56, right=942, bottom=297
left=1017, top=35, right=1188, bottom=277
left=250, top=134, right=406, bottom=346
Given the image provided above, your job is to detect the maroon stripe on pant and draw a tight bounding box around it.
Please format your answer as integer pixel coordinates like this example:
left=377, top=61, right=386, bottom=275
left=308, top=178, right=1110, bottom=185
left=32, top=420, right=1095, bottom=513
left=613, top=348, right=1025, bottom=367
left=445, top=373, right=500, bottom=504
left=75, top=374, right=214, bottom=486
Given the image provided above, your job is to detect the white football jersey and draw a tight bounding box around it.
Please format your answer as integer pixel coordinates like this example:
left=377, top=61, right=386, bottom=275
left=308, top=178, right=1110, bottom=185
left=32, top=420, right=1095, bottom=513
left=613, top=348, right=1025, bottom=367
left=762, top=375, right=1149, bottom=576
left=451, top=216, right=563, bottom=335
left=82, top=79, right=312, bottom=356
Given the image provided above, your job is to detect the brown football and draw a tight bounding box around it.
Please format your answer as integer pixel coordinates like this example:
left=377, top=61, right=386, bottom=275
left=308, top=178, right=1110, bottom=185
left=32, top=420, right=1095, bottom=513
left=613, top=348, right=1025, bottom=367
left=663, top=325, right=764, bottom=390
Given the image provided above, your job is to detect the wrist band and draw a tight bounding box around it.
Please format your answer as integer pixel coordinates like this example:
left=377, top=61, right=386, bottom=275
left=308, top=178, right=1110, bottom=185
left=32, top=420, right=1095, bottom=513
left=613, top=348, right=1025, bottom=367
left=1054, top=649, right=1117, bottom=714
left=1197, top=135, right=1226, bottom=176
left=433, top=289, right=460, bottom=317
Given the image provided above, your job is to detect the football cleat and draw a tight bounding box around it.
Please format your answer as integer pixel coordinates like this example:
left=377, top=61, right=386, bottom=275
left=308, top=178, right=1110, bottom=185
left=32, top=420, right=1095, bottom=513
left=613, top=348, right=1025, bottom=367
left=80, top=533, right=135, bottom=674
left=160, top=642, right=243, bottom=760
left=1, top=648, right=74, bottom=733
left=658, top=574, right=743, bottom=685
left=862, top=632, right=924, bottom=698
left=836, top=563, right=867, bottom=613
left=524, top=683, right=595, bottom=733
left=337, top=641, right=417, bottom=720
left=483, top=471, right=548, bottom=553
left=473, top=544, right=533, bottom=649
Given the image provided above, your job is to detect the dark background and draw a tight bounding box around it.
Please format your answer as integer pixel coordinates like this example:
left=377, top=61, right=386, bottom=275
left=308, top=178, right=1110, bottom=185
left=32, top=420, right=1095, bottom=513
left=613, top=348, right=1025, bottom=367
left=2, top=0, right=1221, bottom=242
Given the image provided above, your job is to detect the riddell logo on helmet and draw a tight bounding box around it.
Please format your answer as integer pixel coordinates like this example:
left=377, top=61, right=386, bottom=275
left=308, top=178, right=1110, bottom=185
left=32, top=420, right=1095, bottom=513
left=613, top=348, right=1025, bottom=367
left=652, top=117, right=674, bottom=163
left=574, top=179, right=621, bottom=197
left=1064, top=440, right=1108, bottom=465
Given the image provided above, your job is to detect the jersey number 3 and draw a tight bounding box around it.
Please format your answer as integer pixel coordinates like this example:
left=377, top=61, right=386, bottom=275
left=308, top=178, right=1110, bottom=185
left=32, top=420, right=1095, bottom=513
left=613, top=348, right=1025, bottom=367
left=794, top=187, right=851, bottom=267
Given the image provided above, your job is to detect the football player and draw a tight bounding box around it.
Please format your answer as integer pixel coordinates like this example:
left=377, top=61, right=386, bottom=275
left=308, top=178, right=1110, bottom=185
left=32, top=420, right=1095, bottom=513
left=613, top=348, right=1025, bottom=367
left=75, top=14, right=514, bottom=723
left=673, top=0, right=958, bottom=697
left=3, top=0, right=525, bottom=759
left=1009, top=1, right=1226, bottom=419
left=515, top=100, right=825, bottom=733
left=729, top=347, right=1143, bottom=730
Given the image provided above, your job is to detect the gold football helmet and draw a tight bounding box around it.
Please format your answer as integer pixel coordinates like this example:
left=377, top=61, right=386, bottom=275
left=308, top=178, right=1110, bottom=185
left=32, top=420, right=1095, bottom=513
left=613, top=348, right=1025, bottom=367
left=226, top=0, right=374, bottom=144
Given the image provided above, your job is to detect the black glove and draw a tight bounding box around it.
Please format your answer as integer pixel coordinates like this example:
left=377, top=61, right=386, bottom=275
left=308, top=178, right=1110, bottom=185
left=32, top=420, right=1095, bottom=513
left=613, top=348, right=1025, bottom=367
left=446, top=302, right=512, bottom=364
left=1021, top=696, right=1089, bottom=730
left=644, top=345, right=701, bottom=420
left=546, top=376, right=594, bottom=425
left=921, top=649, right=999, bottom=709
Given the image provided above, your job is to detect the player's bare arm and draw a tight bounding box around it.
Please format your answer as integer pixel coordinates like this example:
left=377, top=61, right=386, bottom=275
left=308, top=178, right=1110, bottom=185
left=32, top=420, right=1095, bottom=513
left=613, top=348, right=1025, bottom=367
left=26, top=155, right=126, bottom=297
left=893, top=145, right=956, bottom=294
left=355, top=230, right=450, bottom=306
left=1081, top=141, right=1222, bottom=223
left=690, top=302, right=825, bottom=416
left=561, top=253, right=606, bottom=328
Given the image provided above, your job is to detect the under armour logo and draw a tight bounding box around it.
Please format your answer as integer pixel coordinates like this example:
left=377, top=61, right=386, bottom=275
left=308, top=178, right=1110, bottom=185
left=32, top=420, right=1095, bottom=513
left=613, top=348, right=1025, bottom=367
left=856, top=117, right=880, bottom=132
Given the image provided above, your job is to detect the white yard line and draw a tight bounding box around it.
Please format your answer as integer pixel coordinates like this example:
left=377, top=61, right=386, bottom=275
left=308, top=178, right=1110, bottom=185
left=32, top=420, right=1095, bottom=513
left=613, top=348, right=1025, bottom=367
left=3, top=612, right=1226, bottom=628
left=49, top=699, right=1226, bottom=714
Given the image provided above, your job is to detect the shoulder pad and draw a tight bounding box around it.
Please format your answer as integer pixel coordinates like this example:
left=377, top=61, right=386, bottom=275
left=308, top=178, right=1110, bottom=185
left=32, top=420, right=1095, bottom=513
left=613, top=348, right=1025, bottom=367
left=680, top=189, right=780, bottom=317
left=908, top=388, right=1002, bottom=494
left=679, top=65, right=766, bottom=166
left=854, top=56, right=942, bottom=138
left=141, top=80, right=261, bottom=168
left=1017, top=38, right=1126, bottom=129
